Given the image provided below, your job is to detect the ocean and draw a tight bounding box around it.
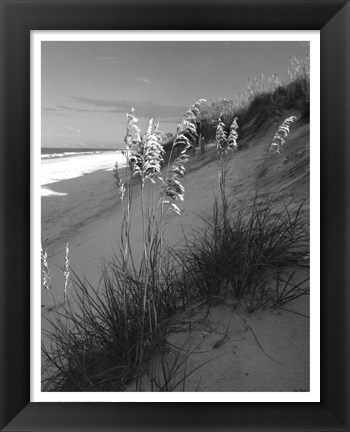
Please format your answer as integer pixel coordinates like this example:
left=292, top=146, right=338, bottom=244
left=41, top=147, right=117, bottom=160
left=41, top=148, right=126, bottom=188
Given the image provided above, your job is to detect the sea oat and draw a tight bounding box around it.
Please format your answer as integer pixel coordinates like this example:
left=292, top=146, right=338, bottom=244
left=139, top=119, right=164, bottom=183
left=41, top=245, right=51, bottom=290
left=216, top=115, right=228, bottom=157
left=125, top=108, right=142, bottom=172
left=190, top=99, right=207, bottom=117
left=161, top=148, right=188, bottom=214
left=63, top=243, right=70, bottom=302
left=113, top=161, right=126, bottom=201
left=160, top=100, right=205, bottom=214
left=227, top=117, right=239, bottom=151
left=269, top=116, right=297, bottom=155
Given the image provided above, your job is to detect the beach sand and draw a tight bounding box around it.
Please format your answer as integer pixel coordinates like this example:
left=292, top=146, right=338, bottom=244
left=41, top=113, right=311, bottom=392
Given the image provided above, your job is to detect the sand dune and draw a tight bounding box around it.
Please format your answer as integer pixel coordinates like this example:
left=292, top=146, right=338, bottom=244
left=41, top=113, right=310, bottom=393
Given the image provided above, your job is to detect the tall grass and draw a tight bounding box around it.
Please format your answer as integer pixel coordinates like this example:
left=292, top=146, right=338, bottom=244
left=42, top=255, right=182, bottom=391
left=42, top=101, right=204, bottom=391
left=41, top=245, right=52, bottom=291
left=258, top=115, right=297, bottom=182
left=174, top=111, right=308, bottom=308
left=174, top=196, right=309, bottom=310
left=215, top=114, right=239, bottom=218
left=198, top=55, right=310, bottom=144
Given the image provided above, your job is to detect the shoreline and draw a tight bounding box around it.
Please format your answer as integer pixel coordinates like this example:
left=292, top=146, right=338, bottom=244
left=41, top=150, right=125, bottom=186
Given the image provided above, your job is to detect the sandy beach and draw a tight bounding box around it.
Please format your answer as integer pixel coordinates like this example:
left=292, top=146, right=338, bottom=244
left=41, top=114, right=310, bottom=393
left=41, top=151, right=125, bottom=245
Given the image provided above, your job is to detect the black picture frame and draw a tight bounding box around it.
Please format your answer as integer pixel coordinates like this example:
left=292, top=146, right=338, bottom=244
left=1, top=0, right=349, bottom=430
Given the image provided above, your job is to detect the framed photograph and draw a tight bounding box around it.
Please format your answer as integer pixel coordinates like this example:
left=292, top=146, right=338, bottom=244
left=1, top=0, right=349, bottom=431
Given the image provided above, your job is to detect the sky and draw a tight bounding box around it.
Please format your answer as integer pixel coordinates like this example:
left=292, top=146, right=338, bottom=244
left=41, top=41, right=309, bottom=148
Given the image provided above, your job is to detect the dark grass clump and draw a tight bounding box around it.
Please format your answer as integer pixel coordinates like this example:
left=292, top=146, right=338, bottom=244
left=42, top=254, right=213, bottom=392
left=199, top=75, right=310, bottom=144
left=231, top=75, right=310, bottom=140
left=42, top=255, right=184, bottom=392
left=174, top=195, right=309, bottom=310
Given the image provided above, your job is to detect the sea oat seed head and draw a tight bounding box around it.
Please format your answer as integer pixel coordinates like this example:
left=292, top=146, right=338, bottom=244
left=63, top=243, right=70, bottom=299
left=269, top=116, right=297, bottom=154
left=41, top=245, right=51, bottom=290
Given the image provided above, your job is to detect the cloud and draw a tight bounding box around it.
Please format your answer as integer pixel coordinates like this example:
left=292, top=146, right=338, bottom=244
left=42, top=107, right=59, bottom=112
left=67, top=96, right=188, bottom=120
left=98, top=56, right=119, bottom=63
left=134, top=76, right=153, bottom=85
left=69, top=97, right=120, bottom=109
left=42, top=106, right=69, bottom=116
left=45, top=98, right=187, bottom=125
left=67, top=126, right=82, bottom=133
left=58, top=104, right=91, bottom=113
